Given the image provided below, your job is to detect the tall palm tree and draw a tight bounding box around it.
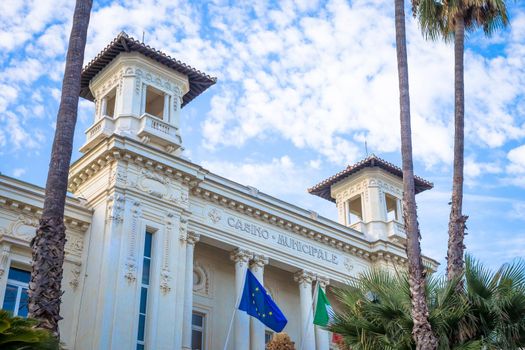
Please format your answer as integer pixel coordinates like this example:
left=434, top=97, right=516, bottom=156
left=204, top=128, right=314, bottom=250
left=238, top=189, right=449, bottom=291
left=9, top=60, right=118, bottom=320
left=413, top=0, right=510, bottom=282
left=395, top=0, right=439, bottom=348
left=28, top=0, right=93, bottom=337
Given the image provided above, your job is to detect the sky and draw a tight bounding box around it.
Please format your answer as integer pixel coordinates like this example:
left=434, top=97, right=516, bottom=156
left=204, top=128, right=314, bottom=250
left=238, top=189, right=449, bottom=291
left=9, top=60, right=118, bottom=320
left=0, top=0, right=524, bottom=272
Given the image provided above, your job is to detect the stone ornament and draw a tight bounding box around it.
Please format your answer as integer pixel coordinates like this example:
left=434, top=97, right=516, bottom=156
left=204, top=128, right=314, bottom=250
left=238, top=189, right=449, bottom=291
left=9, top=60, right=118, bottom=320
left=208, top=208, right=222, bottom=224
left=160, top=268, right=171, bottom=294
left=193, top=262, right=211, bottom=297
left=69, top=263, right=82, bottom=291
left=0, top=245, right=11, bottom=279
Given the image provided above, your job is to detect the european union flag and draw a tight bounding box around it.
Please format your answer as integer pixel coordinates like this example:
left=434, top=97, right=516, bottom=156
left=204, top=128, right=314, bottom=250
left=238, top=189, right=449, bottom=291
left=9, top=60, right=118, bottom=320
left=238, top=269, right=288, bottom=332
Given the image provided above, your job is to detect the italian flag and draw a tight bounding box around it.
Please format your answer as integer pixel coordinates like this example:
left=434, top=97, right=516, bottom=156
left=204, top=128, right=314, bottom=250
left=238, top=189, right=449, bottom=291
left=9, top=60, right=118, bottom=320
left=313, top=285, right=334, bottom=327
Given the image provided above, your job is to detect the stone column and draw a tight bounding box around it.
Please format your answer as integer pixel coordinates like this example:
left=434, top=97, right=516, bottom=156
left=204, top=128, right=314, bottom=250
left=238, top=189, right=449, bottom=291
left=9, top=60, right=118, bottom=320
left=163, top=93, right=170, bottom=121
left=250, top=254, right=268, bottom=350
left=295, top=270, right=315, bottom=350
left=230, top=249, right=253, bottom=350
left=100, top=96, right=108, bottom=117
left=141, top=84, right=147, bottom=115
left=181, top=231, right=200, bottom=350
left=315, top=277, right=330, bottom=350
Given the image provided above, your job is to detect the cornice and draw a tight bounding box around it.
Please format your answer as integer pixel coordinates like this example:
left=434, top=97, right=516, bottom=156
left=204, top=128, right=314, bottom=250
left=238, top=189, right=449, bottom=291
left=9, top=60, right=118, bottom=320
left=68, top=135, right=207, bottom=194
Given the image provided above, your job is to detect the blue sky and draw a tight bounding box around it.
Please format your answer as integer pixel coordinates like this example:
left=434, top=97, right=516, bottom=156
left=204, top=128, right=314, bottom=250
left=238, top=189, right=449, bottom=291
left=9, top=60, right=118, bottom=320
left=0, top=0, right=524, bottom=271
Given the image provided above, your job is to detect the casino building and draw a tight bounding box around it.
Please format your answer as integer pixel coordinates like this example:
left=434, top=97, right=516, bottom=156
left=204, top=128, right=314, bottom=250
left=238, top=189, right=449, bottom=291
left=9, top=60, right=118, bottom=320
left=0, top=33, right=437, bottom=350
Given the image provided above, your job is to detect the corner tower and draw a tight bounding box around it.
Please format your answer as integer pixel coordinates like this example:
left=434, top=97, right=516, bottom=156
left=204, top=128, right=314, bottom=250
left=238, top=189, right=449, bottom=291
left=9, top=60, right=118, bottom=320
left=308, top=155, right=433, bottom=243
left=67, top=33, right=216, bottom=350
left=79, top=32, right=216, bottom=156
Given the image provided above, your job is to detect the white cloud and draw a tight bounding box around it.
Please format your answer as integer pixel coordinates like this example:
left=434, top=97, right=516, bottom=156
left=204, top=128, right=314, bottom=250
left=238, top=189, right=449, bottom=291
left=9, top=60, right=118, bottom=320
left=507, top=144, right=525, bottom=174
left=12, top=168, right=26, bottom=177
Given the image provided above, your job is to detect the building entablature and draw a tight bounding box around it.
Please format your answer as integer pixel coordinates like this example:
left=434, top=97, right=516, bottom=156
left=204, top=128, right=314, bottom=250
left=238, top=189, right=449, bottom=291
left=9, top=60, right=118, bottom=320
left=192, top=175, right=439, bottom=273
left=0, top=175, right=91, bottom=264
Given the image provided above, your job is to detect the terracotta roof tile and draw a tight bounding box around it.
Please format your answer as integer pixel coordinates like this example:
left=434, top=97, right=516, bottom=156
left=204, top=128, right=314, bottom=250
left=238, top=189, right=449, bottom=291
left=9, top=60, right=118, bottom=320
left=308, top=155, right=433, bottom=202
left=80, top=32, right=216, bottom=107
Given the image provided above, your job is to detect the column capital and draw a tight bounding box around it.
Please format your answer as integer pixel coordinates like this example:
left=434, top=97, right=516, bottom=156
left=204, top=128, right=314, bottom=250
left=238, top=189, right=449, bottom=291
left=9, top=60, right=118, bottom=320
left=186, top=231, right=200, bottom=245
left=294, top=270, right=315, bottom=285
left=230, top=248, right=253, bottom=266
left=316, top=276, right=330, bottom=289
left=250, top=254, right=269, bottom=269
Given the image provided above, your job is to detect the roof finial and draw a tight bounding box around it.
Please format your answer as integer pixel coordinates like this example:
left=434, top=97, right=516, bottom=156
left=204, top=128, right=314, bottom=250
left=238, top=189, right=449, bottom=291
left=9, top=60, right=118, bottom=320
left=142, top=30, right=145, bottom=44
left=365, top=139, right=369, bottom=157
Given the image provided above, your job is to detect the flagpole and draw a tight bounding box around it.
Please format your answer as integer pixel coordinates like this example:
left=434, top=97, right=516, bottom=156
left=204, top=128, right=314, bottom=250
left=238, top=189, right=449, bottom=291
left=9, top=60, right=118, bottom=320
left=299, top=279, right=319, bottom=350
left=222, top=268, right=247, bottom=350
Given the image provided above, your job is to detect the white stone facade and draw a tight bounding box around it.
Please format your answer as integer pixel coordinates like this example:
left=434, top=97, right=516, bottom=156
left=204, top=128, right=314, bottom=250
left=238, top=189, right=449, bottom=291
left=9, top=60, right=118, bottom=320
left=0, top=34, right=437, bottom=350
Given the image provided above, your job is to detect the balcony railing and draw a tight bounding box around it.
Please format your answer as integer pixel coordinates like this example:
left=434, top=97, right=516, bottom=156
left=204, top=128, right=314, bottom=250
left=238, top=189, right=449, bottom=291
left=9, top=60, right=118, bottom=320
left=138, top=114, right=181, bottom=151
left=80, top=116, right=115, bottom=152
left=387, top=220, right=406, bottom=242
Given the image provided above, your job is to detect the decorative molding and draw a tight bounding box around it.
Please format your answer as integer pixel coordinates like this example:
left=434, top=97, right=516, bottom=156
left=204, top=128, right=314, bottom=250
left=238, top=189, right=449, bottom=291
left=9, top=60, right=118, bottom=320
left=207, top=208, right=222, bottom=224
left=107, top=194, right=125, bottom=224
left=344, top=257, right=355, bottom=272
left=179, top=217, right=188, bottom=241
left=160, top=212, right=175, bottom=294
left=68, top=148, right=202, bottom=194
left=160, top=268, right=171, bottom=294
left=0, top=244, right=11, bottom=278
left=124, top=259, right=137, bottom=283
left=69, top=263, right=82, bottom=290
left=124, top=199, right=141, bottom=283
left=193, top=261, right=211, bottom=297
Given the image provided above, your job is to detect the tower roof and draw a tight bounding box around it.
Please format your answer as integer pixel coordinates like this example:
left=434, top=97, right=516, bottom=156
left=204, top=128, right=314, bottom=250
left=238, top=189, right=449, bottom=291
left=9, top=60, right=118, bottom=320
left=80, top=32, right=217, bottom=107
left=308, top=155, right=433, bottom=202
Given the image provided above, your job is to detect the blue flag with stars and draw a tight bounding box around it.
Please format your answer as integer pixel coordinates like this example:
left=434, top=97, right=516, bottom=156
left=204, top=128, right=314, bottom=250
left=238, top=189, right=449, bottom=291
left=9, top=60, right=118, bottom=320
left=238, top=269, right=288, bottom=332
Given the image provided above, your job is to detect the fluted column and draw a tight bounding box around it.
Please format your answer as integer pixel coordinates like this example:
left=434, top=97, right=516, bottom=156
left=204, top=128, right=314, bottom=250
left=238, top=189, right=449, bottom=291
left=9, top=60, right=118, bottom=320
left=315, top=277, right=330, bottom=350
left=181, top=231, right=200, bottom=350
left=230, top=249, right=253, bottom=350
left=295, top=270, right=316, bottom=350
left=250, top=254, right=269, bottom=350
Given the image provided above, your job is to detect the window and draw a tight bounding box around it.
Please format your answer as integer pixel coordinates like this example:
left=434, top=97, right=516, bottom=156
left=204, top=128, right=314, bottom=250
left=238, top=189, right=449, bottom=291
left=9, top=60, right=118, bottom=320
left=385, top=193, right=399, bottom=221
left=347, top=195, right=363, bottom=224
left=145, top=86, right=165, bottom=119
left=265, top=330, right=274, bottom=345
left=191, top=312, right=205, bottom=350
left=102, top=87, right=116, bottom=118
left=2, top=267, right=30, bottom=317
left=137, top=232, right=153, bottom=350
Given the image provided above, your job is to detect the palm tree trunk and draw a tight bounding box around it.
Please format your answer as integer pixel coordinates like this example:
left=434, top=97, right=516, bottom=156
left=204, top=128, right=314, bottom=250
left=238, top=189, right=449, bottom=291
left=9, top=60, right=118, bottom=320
left=394, top=0, right=438, bottom=349
left=447, top=15, right=467, bottom=283
left=28, top=0, right=92, bottom=337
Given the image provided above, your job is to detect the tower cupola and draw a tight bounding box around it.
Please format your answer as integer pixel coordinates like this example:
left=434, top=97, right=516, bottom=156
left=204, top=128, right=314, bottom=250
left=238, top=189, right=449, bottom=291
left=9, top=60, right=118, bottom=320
left=308, top=155, right=433, bottom=243
left=78, top=32, right=216, bottom=156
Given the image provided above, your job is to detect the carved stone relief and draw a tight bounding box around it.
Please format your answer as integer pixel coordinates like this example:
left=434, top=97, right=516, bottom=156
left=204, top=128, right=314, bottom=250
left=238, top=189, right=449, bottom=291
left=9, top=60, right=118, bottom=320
left=193, top=261, right=211, bottom=297
left=69, top=263, right=82, bottom=291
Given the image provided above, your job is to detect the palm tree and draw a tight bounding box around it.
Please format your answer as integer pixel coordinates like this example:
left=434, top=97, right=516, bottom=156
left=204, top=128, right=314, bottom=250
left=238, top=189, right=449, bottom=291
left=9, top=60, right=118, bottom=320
left=412, top=0, right=510, bottom=282
left=28, top=0, right=93, bottom=337
left=0, top=310, right=59, bottom=349
left=395, top=0, right=438, bottom=348
left=330, top=256, right=525, bottom=349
